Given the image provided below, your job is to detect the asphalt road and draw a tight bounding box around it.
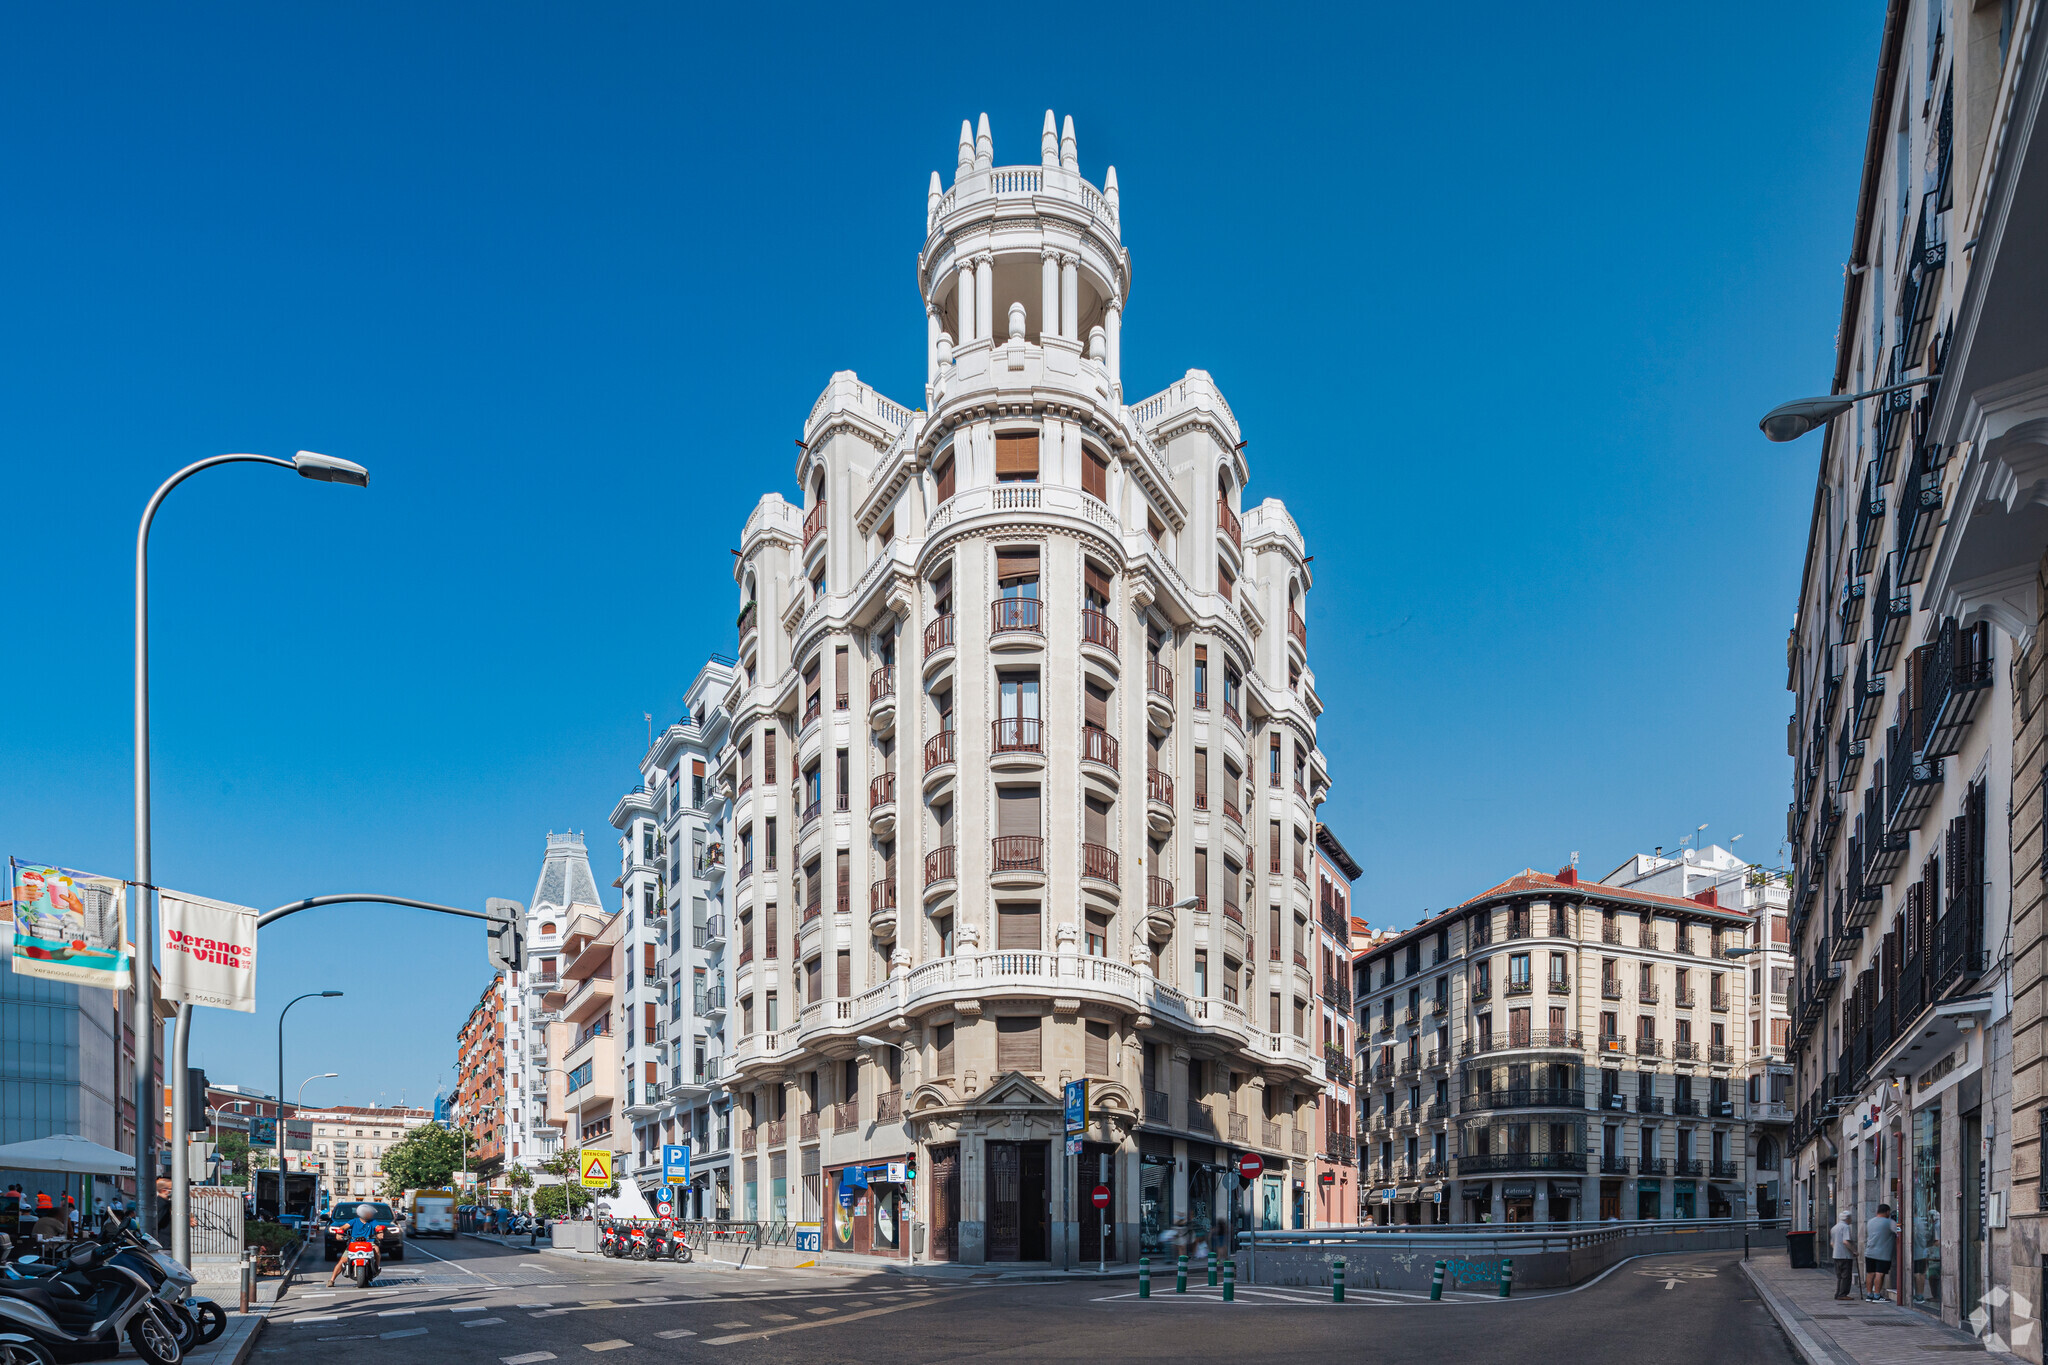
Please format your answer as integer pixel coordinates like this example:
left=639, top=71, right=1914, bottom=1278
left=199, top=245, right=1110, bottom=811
left=257, top=1237, right=1800, bottom=1364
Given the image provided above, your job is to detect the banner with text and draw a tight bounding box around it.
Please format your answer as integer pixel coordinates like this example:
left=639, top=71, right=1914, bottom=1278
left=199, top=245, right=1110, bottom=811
left=160, top=889, right=259, bottom=1011
left=9, top=858, right=130, bottom=991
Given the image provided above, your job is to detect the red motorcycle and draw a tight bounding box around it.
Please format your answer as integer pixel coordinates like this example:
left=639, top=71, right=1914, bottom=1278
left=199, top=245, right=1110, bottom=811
left=341, top=1236, right=379, bottom=1289
left=598, top=1222, right=622, bottom=1258
left=626, top=1225, right=650, bottom=1261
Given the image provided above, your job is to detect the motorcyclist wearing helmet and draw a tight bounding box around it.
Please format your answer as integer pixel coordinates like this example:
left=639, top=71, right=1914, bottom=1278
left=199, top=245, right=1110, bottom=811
left=326, top=1204, right=384, bottom=1286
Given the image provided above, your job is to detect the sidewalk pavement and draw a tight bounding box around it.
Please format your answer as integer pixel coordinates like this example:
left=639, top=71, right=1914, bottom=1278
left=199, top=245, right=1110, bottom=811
left=180, top=1309, right=268, bottom=1365
left=1740, top=1254, right=2016, bottom=1363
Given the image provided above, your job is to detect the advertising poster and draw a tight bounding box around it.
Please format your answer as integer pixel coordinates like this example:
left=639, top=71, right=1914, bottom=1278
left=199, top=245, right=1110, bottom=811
left=9, top=858, right=130, bottom=990
left=160, top=889, right=259, bottom=1011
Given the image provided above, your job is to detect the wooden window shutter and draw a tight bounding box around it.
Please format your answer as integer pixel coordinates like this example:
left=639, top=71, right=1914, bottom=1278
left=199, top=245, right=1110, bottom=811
left=836, top=951, right=851, bottom=997
left=645, top=1061, right=658, bottom=1084
left=1218, top=565, right=1234, bottom=601
left=935, top=1023, right=955, bottom=1076
left=1194, top=748, right=1208, bottom=796
left=996, top=1015, right=1043, bottom=1072
left=1083, top=446, right=1109, bottom=500
left=836, top=851, right=850, bottom=911
left=996, top=544, right=1040, bottom=581
left=997, top=902, right=1042, bottom=950
left=998, top=786, right=1041, bottom=837
left=764, top=729, right=776, bottom=776
left=1086, top=1021, right=1111, bottom=1076
left=643, top=943, right=656, bottom=974
left=1269, top=822, right=1281, bottom=867
left=1085, top=560, right=1111, bottom=603
left=934, top=452, right=956, bottom=503
left=1085, top=796, right=1109, bottom=845
left=835, top=648, right=849, bottom=702
left=806, top=861, right=822, bottom=910
left=765, top=903, right=778, bottom=955
left=1196, top=853, right=1209, bottom=900
left=1085, top=680, right=1109, bottom=731
left=644, top=1001, right=656, bottom=1031
left=994, top=431, right=1039, bottom=479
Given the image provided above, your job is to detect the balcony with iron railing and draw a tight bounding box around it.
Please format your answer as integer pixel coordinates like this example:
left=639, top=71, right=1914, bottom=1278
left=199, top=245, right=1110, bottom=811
left=925, top=612, right=955, bottom=657
left=1147, top=660, right=1174, bottom=703
left=992, top=836, right=1046, bottom=874
left=1147, top=768, right=1173, bottom=807
left=802, top=502, right=827, bottom=552
left=1288, top=609, right=1306, bottom=648
left=994, top=716, right=1044, bottom=755
left=1217, top=498, right=1241, bottom=552
left=1456, top=1151, right=1586, bottom=1175
left=925, top=727, right=956, bottom=773
left=925, top=843, right=957, bottom=888
left=871, top=771, right=896, bottom=811
left=870, top=878, right=897, bottom=918
left=869, top=664, right=896, bottom=706
left=1081, top=725, right=1118, bottom=769
left=1147, top=876, right=1175, bottom=911
left=991, top=596, right=1043, bottom=635
left=1082, top=843, right=1119, bottom=885
left=1081, top=608, right=1118, bottom=656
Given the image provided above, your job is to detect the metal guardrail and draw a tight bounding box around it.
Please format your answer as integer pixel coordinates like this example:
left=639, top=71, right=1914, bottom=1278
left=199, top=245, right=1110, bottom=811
left=1248, top=1217, right=1788, bottom=1253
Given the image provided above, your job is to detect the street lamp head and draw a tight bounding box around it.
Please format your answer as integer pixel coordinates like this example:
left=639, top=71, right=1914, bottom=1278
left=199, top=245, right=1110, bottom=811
left=856, top=1035, right=895, bottom=1049
left=292, top=451, right=369, bottom=487
left=1759, top=396, right=1856, bottom=442
left=320, top=991, right=344, bottom=998
left=1172, top=896, right=1201, bottom=909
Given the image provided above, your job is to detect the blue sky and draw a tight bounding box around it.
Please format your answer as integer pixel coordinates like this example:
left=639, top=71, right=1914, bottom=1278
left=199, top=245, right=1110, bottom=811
left=1, top=2, right=1877, bottom=1107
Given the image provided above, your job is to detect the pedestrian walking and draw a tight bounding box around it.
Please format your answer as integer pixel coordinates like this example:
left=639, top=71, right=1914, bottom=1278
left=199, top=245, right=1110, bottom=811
left=1865, top=1204, right=1901, bottom=1303
left=1830, top=1211, right=1857, bottom=1299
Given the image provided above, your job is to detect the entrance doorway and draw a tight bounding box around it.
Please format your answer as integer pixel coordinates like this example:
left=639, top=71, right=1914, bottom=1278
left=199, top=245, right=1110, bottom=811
left=987, top=1141, right=1049, bottom=1262
left=1962, top=1110, right=1983, bottom=1324
left=928, top=1144, right=960, bottom=1261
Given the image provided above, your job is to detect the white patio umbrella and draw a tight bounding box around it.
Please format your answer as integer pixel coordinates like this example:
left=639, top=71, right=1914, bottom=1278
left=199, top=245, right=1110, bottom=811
left=0, top=1134, right=137, bottom=1176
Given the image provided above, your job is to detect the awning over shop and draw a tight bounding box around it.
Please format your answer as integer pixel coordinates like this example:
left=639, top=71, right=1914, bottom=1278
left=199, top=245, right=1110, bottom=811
left=1548, top=1182, right=1579, bottom=1203
left=1501, top=1182, right=1535, bottom=1201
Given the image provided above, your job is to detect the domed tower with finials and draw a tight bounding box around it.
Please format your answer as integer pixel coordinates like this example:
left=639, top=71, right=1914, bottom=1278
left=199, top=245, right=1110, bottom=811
left=720, top=114, right=1329, bottom=1268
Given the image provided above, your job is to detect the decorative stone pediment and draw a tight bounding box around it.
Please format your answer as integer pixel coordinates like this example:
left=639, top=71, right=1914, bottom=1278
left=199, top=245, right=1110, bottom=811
left=971, top=1071, right=1061, bottom=1111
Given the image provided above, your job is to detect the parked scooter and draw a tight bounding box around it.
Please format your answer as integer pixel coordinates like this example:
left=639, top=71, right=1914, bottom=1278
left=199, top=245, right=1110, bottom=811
left=0, top=1231, right=187, bottom=1365
left=99, top=1218, right=224, bottom=1346
left=597, top=1222, right=621, bottom=1258
left=625, top=1225, right=650, bottom=1261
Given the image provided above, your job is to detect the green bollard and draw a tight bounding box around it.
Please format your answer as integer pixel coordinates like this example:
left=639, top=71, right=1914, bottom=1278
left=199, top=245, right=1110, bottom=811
left=1430, top=1260, right=1444, bottom=1301
left=1333, top=1257, right=1345, bottom=1304
left=1222, top=1259, right=1236, bottom=1302
left=1499, top=1258, right=1513, bottom=1299
left=1139, top=1257, right=1151, bottom=1299
left=1208, top=1251, right=1219, bottom=1287
left=1177, top=1253, right=1188, bottom=1294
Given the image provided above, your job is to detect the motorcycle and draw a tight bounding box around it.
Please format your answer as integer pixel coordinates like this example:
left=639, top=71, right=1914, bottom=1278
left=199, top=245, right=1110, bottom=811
left=100, top=1218, right=224, bottom=1347
left=341, top=1238, right=379, bottom=1290
left=625, top=1225, right=650, bottom=1261
left=597, top=1223, right=620, bottom=1258
left=0, top=1231, right=187, bottom=1365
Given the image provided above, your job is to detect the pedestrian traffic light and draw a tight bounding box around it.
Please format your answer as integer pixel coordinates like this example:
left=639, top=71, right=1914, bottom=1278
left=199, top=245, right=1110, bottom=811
left=485, top=898, right=525, bottom=973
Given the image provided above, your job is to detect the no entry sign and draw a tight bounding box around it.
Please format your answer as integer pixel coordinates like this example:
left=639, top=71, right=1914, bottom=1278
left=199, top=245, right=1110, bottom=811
left=1237, top=1153, right=1264, bottom=1180
left=1092, top=1184, right=1111, bottom=1209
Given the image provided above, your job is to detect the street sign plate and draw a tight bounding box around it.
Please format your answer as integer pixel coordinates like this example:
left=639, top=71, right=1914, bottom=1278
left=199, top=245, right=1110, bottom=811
left=1237, top=1153, right=1263, bottom=1180
left=662, top=1144, right=691, bottom=1187
left=1063, top=1079, right=1088, bottom=1133
left=1319, top=1171, right=1336, bottom=1187
left=1065, top=1137, right=1083, bottom=1156
left=579, top=1148, right=613, bottom=1188
left=1091, top=1184, right=1111, bottom=1209
left=656, top=1202, right=672, bottom=1219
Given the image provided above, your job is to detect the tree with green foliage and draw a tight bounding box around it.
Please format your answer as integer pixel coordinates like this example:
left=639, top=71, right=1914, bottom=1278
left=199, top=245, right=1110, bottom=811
left=214, top=1131, right=252, bottom=1187
left=377, top=1124, right=473, bottom=1197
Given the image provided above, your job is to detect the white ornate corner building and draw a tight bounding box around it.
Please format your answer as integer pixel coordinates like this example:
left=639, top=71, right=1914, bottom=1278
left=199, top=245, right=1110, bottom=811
left=716, top=112, right=1334, bottom=1265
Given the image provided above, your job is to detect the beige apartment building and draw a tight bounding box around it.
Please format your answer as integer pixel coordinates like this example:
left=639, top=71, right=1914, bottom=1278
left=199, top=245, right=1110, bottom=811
left=1356, top=867, right=1761, bottom=1225
left=716, top=111, right=1331, bottom=1263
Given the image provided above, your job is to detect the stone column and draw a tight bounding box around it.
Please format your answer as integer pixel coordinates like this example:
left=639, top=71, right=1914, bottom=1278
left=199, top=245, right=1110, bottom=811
left=975, top=256, right=993, bottom=343
left=960, top=1128, right=987, bottom=1264
left=1105, top=299, right=1122, bottom=388
left=926, top=304, right=941, bottom=385
left=1040, top=251, right=1060, bottom=342
left=956, top=261, right=976, bottom=346
left=1059, top=256, right=1078, bottom=340
left=1490, top=1183, right=1505, bottom=1224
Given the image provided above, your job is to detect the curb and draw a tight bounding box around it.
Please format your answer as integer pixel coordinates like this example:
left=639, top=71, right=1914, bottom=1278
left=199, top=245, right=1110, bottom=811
left=1738, top=1260, right=1848, bottom=1365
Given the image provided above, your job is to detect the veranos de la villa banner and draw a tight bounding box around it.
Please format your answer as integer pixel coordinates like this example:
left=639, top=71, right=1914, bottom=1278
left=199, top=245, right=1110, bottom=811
left=160, top=889, right=259, bottom=1012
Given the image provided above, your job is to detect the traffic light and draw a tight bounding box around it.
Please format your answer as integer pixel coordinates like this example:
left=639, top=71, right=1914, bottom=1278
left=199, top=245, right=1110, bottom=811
left=187, top=1069, right=210, bottom=1131
left=486, top=898, right=525, bottom=973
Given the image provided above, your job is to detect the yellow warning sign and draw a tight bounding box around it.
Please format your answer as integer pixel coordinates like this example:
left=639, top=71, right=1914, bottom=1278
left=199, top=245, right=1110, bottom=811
left=579, top=1147, right=613, bottom=1188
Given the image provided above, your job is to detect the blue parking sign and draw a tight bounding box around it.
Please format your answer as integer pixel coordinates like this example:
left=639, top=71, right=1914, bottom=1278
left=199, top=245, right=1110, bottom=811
left=662, top=1144, right=691, bottom=1186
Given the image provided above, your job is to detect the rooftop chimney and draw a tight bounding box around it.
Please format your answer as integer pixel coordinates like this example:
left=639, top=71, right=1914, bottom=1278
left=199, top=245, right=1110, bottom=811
left=1554, top=866, right=1577, bottom=886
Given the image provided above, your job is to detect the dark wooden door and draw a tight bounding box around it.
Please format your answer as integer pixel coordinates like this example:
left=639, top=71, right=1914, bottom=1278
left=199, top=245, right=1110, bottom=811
left=988, top=1142, right=1021, bottom=1262
left=929, top=1145, right=959, bottom=1261
left=1078, top=1143, right=1118, bottom=1262
left=1020, top=1143, right=1048, bottom=1261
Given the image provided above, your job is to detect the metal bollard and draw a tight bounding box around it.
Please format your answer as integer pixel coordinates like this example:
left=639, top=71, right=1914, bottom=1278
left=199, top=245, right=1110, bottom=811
left=1499, top=1258, right=1513, bottom=1298
left=1177, top=1253, right=1188, bottom=1294
left=1222, top=1259, right=1236, bottom=1302
left=1333, top=1257, right=1345, bottom=1304
left=1139, top=1257, right=1151, bottom=1298
left=1208, top=1251, right=1219, bottom=1287
left=1430, top=1260, right=1445, bottom=1301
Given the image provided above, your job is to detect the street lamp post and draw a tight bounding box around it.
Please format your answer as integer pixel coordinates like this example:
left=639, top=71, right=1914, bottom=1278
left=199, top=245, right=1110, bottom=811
left=276, top=992, right=343, bottom=1180
left=135, top=451, right=366, bottom=1242
left=293, top=1073, right=339, bottom=1174
left=1757, top=374, right=1943, bottom=441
